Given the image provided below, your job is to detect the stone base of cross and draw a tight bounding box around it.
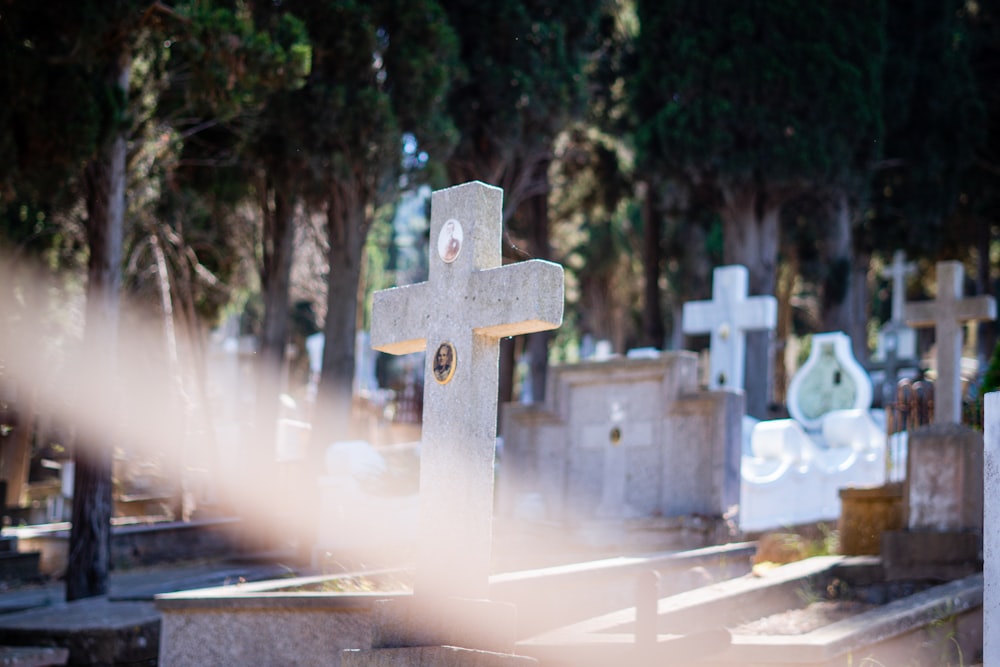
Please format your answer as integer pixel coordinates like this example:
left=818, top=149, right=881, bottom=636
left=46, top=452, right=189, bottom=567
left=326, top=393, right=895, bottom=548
left=349, top=181, right=563, bottom=663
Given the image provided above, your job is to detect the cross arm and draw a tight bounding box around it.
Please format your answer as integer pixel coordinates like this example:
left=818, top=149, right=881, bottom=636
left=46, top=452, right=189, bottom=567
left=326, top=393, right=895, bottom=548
left=904, top=302, right=938, bottom=328
left=471, top=260, right=564, bottom=338
left=681, top=301, right=717, bottom=335
left=371, top=282, right=431, bottom=355
left=957, top=295, right=997, bottom=323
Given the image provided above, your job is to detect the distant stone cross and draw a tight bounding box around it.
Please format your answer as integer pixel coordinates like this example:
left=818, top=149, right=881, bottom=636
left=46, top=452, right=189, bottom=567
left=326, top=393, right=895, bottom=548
left=882, top=250, right=916, bottom=324
left=371, top=181, right=564, bottom=599
left=905, top=260, right=996, bottom=424
left=682, top=265, right=777, bottom=391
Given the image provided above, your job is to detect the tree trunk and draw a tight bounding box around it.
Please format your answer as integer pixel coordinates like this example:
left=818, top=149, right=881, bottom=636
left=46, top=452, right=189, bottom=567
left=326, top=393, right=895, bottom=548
left=848, top=253, right=870, bottom=365
left=524, top=161, right=552, bottom=403
left=312, top=184, right=367, bottom=453
left=0, top=384, right=34, bottom=509
left=67, top=52, right=130, bottom=603
left=773, top=251, right=798, bottom=411
left=819, top=190, right=853, bottom=336
left=641, top=182, right=666, bottom=349
left=720, top=181, right=782, bottom=419
left=254, top=183, right=296, bottom=478
left=976, top=215, right=995, bottom=365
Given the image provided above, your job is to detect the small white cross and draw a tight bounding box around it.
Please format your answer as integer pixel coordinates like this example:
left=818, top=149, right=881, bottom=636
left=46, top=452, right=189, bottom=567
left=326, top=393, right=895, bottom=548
left=682, top=265, right=777, bottom=391
left=371, top=181, right=564, bottom=599
left=881, top=250, right=916, bottom=324
left=905, top=261, right=996, bottom=424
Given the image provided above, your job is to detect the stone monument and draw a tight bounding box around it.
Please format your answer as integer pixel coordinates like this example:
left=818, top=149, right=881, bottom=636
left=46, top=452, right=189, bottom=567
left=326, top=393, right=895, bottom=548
left=904, top=260, right=996, bottom=424
left=869, top=251, right=920, bottom=406
left=882, top=260, right=996, bottom=580
left=343, top=181, right=563, bottom=665
left=499, top=354, right=741, bottom=552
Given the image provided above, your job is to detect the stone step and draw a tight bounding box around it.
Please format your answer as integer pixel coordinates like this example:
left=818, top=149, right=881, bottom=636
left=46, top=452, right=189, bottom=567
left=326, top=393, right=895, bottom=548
left=0, top=645, right=68, bottom=666
left=0, top=552, right=40, bottom=585
left=0, top=599, right=159, bottom=667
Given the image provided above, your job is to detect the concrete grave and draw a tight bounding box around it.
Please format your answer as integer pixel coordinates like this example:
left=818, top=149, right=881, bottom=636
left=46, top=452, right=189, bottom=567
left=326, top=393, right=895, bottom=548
left=518, top=557, right=983, bottom=666
left=881, top=421, right=985, bottom=581
left=741, top=332, right=885, bottom=532
left=356, top=181, right=563, bottom=664
left=682, top=264, right=777, bottom=393
left=499, top=353, right=742, bottom=551
left=905, top=260, right=996, bottom=425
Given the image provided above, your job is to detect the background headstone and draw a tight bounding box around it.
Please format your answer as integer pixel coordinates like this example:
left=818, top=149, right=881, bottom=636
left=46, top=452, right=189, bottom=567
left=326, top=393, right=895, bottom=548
left=905, top=260, right=996, bottom=424
left=682, top=265, right=777, bottom=394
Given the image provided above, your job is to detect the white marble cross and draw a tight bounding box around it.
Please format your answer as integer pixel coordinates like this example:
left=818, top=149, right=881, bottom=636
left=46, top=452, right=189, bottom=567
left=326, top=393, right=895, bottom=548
left=882, top=250, right=916, bottom=324
left=682, top=265, right=777, bottom=391
left=905, top=260, right=996, bottom=424
left=371, top=181, right=564, bottom=599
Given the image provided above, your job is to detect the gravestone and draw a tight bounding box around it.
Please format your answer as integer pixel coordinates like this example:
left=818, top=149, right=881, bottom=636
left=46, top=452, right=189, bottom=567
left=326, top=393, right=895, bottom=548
left=345, top=181, right=563, bottom=665
left=883, top=250, right=916, bottom=326
left=682, top=265, right=777, bottom=394
left=904, top=260, right=996, bottom=424
left=868, top=321, right=920, bottom=407
left=499, top=354, right=742, bottom=552
left=881, top=262, right=994, bottom=581
left=869, top=251, right=920, bottom=406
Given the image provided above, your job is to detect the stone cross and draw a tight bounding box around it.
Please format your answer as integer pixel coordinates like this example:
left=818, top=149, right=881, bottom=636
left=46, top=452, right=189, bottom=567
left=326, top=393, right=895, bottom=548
left=905, top=260, right=996, bottom=424
left=867, top=321, right=919, bottom=407
left=682, top=264, right=777, bottom=391
left=882, top=250, right=916, bottom=324
left=371, top=181, right=564, bottom=600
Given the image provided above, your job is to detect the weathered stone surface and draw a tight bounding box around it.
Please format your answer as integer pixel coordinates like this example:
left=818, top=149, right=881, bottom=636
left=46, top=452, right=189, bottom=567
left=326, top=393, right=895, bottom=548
left=905, top=423, right=983, bottom=533
left=982, top=391, right=1000, bottom=666
left=0, top=646, right=69, bottom=667
left=881, top=530, right=982, bottom=581
left=0, top=599, right=158, bottom=666
left=370, top=597, right=517, bottom=655
left=342, top=646, right=537, bottom=667
left=159, top=597, right=376, bottom=667
left=499, top=354, right=741, bottom=549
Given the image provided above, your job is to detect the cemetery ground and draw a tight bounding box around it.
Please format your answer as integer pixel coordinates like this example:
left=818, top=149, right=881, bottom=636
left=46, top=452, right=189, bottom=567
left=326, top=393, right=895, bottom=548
left=0, top=499, right=984, bottom=665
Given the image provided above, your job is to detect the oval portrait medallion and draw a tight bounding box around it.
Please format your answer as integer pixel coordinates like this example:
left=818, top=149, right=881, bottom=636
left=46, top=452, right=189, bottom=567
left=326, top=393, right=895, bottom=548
left=432, top=341, right=457, bottom=385
left=437, top=218, right=463, bottom=263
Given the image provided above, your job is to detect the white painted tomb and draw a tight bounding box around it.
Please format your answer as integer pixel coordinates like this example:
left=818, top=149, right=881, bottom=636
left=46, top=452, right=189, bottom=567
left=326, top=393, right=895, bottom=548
left=741, top=332, right=887, bottom=532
